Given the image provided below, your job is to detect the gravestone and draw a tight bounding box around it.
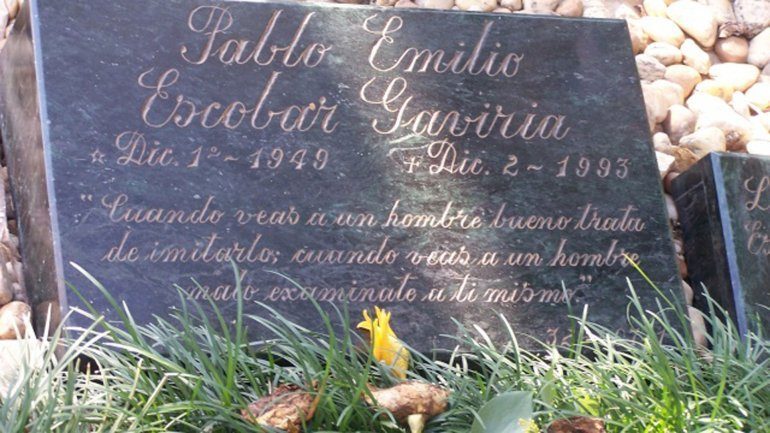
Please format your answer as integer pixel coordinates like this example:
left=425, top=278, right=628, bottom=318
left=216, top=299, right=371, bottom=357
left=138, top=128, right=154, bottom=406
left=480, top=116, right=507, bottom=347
left=0, top=0, right=681, bottom=351
left=672, top=152, right=770, bottom=338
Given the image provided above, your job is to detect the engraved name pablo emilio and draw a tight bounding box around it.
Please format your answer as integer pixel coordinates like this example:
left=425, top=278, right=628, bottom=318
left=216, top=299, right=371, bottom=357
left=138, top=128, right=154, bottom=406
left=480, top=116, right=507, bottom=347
left=137, top=5, right=339, bottom=133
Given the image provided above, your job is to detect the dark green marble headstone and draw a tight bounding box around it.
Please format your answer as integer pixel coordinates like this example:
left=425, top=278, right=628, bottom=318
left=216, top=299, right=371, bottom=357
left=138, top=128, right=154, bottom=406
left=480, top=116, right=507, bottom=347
left=0, top=0, right=681, bottom=351
left=672, top=152, right=770, bottom=338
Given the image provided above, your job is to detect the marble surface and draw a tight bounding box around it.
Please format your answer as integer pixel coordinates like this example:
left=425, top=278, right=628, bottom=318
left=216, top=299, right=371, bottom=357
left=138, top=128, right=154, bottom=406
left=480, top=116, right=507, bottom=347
left=0, top=0, right=681, bottom=351
left=673, top=152, right=770, bottom=338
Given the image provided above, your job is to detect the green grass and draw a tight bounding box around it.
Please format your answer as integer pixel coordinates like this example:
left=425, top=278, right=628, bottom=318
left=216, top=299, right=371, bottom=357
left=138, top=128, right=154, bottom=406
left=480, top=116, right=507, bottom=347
left=0, top=268, right=768, bottom=433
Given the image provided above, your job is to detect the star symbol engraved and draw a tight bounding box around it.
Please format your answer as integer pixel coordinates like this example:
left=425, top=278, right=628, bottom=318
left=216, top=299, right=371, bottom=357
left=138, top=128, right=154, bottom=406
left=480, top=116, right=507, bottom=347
left=89, top=149, right=106, bottom=164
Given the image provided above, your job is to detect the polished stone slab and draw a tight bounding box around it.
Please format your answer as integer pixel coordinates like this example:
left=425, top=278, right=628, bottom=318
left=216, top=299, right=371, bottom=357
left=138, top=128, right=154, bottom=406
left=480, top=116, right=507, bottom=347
left=673, top=152, right=770, bottom=338
left=0, top=0, right=681, bottom=351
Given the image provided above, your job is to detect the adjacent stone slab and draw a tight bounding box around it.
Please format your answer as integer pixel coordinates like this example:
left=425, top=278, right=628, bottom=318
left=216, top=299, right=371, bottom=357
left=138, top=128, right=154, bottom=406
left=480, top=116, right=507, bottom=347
left=672, top=152, right=770, bottom=338
left=0, top=0, right=681, bottom=351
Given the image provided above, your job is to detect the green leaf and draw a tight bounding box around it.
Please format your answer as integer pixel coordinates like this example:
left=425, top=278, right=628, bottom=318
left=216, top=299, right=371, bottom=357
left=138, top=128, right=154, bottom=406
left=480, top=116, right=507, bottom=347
left=471, top=391, right=534, bottom=433
left=573, top=387, right=601, bottom=417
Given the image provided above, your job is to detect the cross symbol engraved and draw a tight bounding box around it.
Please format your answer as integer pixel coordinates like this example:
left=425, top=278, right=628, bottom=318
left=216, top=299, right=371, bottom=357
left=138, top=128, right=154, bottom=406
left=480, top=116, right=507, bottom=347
left=404, top=156, right=421, bottom=173
left=89, top=149, right=106, bottom=164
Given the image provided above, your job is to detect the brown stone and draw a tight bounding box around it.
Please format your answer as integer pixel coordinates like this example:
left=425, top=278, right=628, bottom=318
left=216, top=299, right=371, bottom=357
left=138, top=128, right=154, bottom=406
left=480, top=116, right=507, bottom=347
left=679, top=127, right=727, bottom=158
left=415, top=0, right=455, bottom=8
left=682, top=280, right=694, bottom=305
left=0, top=301, right=30, bottom=339
left=636, top=54, right=667, bottom=81
left=0, top=275, right=11, bottom=306
left=714, top=36, right=749, bottom=63
left=555, top=0, right=583, bottom=17
left=242, top=384, right=316, bottom=433
left=501, top=0, right=524, bottom=10
left=663, top=104, right=697, bottom=144
left=547, top=416, right=606, bottom=433
left=664, top=64, right=701, bottom=96
left=627, top=19, right=650, bottom=54
left=670, top=146, right=700, bottom=172
left=688, top=306, right=707, bottom=347
left=395, top=0, right=419, bottom=7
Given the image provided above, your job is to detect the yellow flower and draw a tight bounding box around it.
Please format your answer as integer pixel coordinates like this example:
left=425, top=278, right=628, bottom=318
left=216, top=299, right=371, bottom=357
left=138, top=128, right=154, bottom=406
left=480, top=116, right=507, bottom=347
left=357, top=306, right=410, bottom=379
left=519, top=419, right=541, bottom=433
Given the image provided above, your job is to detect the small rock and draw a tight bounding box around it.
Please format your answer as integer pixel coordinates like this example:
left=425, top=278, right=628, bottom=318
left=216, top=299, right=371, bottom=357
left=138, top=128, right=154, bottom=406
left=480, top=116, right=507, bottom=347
left=582, top=0, right=609, bottom=17
left=750, top=115, right=770, bottom=140
left=665, top=64, right=701, bottom=96
left=746, top=140, right=770, bottom=155
left=707, top=50, right=722, bottom=69
left=714, top=36, right=749, bottom=63
left=748, top=28, right=770, bottom=69
left=732, top=0, right=770, bottom=39
left=501, top=0, right=523, bottom=9
left=523, top=0, right=559, bottom=12
left=703, top=0, right=737, bottom=27
left=643, top=0, right=667, bottom=17
left=657, top=79, right=685, bottom=105
left=0, top=8, right=7, bottom=33
left=640, top=16, right=686, bottom=47
left=0, top=302, right=30, bottom=340
left=682, top=280, right=694, bottom=305
left=627, top=19, right=650, bottom=54
left=643, top=88, right=669, bottom=129
left=0, top=278, right=11, bottom=306
left=615, top=4, right=640, bottom=19
left=653, top=131, right=673, bottom=150
left=644, top=42, right=682, bottom=66
left=657, top=151, right=675, bottom=177
left=709, top=63, right=760, bottom=92
left=757, top=112, right=770, bottom=131
left=731, top=91, right=752, bottom=118
left=679, top=126, right=727, bottom=158
left=688, top=306, right=707, bottom=347
left=680, top=38, right=711, bottom=74
left=548, top=416, right=606, bottom=433
left=745, top=82, right=770, bottom=111
left=513, top=8, right=559, bottom=14
left=555, top=0, right=583, bottom=16
left=694, top=79, right=734, bottom=101
left=666, top=0, right=718, bottom=48
left=687, top=91, right=731, bottom=114
left=670, top=146, right=700, bottom=172
left=665, top=194, right=678, bottom=220
left=456, top=0, right=496, bottom=10
left=695, top=107, right=754, bottom=150
left=1, top=0, right=18, bottom=20
left=664, top=104, right=697, bottom=144
left=642, top=80, right=685, bottom=126
left=636, top=54, right=667, bottom=81
left=242, top=384, right=317, bottom=431
left=416, top=0, right=455, bottom=8
left=395, top=0, right=419, bottom=7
